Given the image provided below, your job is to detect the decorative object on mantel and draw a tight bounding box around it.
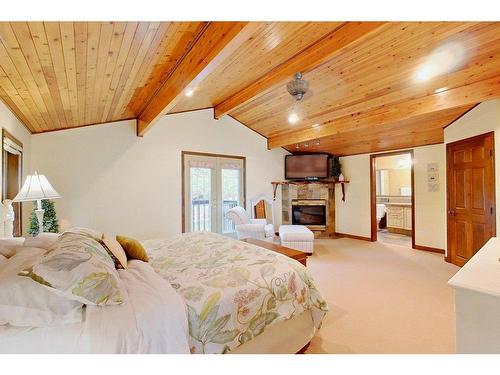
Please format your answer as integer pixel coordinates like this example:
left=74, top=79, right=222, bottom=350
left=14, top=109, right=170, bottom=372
left=331, top=156, right=342, bottom=181
left=13, top=172, right=61, bottom=235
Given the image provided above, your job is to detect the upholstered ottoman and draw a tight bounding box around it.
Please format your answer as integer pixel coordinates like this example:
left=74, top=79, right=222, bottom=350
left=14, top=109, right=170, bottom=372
left=279, top=225, right=314, bottom=255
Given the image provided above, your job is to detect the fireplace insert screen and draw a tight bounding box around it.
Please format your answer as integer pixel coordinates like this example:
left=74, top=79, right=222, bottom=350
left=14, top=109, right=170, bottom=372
left=292, top=205, right=326, bottom=226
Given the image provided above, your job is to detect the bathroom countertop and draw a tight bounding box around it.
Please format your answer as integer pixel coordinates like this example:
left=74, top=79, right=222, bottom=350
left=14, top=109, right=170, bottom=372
left=383, top=202, right=412, bottom=206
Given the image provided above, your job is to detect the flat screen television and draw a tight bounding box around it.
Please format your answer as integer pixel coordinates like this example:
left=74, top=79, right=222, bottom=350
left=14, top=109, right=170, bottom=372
left=285, top=154, right=329, bottom=180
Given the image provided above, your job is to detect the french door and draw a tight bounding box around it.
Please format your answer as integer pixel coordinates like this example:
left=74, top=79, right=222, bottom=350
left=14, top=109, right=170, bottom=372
left=183, top=152, right=245, bottom=235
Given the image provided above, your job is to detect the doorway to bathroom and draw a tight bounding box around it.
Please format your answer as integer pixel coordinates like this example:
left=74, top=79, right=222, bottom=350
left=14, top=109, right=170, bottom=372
left=370, top=150, right=414, bottom=248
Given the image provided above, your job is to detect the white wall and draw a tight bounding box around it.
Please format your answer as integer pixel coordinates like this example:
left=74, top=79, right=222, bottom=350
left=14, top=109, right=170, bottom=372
left=413, top=144, right=447, bottom=249
left=30, top=109, right=288, bottom=239
left=0, top=100, right=32, bottom=236
left=444, top=99, right=500, bottom=234
left=334, top=154, right=372, bottom=238
left=335, top=144, right=447, bottom=250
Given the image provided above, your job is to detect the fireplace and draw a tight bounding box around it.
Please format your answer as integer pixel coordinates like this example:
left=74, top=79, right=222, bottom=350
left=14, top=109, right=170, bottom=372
left=291, top=199, right=327, bottom=230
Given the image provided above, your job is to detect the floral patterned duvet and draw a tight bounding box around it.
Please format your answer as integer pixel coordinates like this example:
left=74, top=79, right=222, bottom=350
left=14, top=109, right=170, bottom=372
left=142, top=232, right=327, bottom=354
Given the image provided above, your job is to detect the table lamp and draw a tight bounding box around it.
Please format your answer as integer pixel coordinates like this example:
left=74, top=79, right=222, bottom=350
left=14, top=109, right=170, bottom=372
left=13, top=171, right=61, bottom=234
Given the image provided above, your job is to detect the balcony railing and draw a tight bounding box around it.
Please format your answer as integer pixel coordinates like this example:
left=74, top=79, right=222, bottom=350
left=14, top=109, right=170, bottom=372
left=191, top=199, right=238, bottom=233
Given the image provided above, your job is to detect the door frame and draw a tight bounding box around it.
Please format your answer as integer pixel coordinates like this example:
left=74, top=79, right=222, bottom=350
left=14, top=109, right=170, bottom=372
left=181, top=151, right=246, bottom=233
left=1, top=129, right=23, bottom=236
left=445, top=131, right=496, bottom=263
left=370, top=149, right=415, bottom=248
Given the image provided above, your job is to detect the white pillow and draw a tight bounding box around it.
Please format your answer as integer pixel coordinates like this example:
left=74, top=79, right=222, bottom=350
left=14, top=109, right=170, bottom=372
left=0, top=247, right=83, bottom=327
left=63, top=227, right=103, bottom=240
left=23, top=233, right=60, bottom=250
left=29, top=232, right=126, bottom=306
left=0, top=238, right=25, bottom=258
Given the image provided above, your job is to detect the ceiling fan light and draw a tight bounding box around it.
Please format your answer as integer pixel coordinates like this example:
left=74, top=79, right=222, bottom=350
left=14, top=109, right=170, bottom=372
left=288, top=112, right=299, bottom=124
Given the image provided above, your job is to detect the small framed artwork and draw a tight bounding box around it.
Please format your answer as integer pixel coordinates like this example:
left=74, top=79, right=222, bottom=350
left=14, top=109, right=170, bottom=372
left=427, top=163, right=439, bottom=192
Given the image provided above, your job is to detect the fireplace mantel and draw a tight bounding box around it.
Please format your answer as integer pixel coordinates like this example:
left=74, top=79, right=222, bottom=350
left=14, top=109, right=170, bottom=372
left=271, top=180, right=349, bottom=201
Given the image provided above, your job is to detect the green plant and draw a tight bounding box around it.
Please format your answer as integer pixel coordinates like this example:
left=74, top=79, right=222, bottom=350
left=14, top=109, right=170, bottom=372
left=331, top=156, right=342, bottom=181
left=29, top=199, right=59, bottom=236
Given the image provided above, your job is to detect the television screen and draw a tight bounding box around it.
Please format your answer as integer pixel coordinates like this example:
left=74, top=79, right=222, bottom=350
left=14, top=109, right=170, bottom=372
left=285, top=154, right=329, bottom=180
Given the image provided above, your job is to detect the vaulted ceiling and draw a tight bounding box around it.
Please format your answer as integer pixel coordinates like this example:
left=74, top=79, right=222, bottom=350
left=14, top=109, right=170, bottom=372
left=0, top=21, right=499, bottom=156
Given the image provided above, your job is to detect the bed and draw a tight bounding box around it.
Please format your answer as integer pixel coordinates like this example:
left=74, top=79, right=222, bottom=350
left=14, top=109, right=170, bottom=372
left=143, top=231, right=328, bottom=354
left=0, top=217, right=327, bottom=353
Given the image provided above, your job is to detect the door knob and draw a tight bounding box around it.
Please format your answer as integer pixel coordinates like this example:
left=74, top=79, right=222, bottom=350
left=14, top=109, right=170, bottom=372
left=448, top=210, right=456, bottom=216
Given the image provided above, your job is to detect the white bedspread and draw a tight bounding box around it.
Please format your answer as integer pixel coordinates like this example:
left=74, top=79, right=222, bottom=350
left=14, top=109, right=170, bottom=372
left=0, top=260, right=190, bottom=354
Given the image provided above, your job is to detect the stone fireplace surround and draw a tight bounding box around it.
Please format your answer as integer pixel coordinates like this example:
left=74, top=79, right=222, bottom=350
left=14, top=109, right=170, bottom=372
left=280, top=181, right=335, bottom=238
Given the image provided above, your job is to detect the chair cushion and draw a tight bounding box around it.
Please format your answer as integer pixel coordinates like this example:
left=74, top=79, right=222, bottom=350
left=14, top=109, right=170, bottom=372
left=226, top=206, right=250, bottom=225
left=279, top=225, right=314, bottom=242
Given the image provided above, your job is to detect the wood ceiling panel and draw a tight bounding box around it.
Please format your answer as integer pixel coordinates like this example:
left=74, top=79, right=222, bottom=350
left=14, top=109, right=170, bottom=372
left=170, top=22, right=345, bottom=113
left=127, top=22, right=208, bottom=117
left=232, top=22, right=500, bottom=140
left=0, top=20, right=497, bottom=157
left=0, top=21, right=206, bottom=132
left=285, top=105, right=476, bottom=156
left=137, top=22, right=256, bottom=135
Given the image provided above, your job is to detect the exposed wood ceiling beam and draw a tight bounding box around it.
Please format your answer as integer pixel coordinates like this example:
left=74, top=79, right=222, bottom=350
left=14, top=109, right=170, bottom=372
left=137, top=22, right=259, bottom=136
left=213, top=21, right=387, bottom=119
left=267, top=76, right=500, bottom=149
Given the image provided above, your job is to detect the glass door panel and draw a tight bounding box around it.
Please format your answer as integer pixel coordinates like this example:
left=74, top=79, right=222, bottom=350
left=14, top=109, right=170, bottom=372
left=189, top=167, right=214, bottom=232
left=220, top=168, right=241, bottom=234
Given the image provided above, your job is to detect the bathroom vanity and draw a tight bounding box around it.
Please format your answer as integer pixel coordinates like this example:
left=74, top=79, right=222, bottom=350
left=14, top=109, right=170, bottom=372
left=385, top=202, right=412, bottom=235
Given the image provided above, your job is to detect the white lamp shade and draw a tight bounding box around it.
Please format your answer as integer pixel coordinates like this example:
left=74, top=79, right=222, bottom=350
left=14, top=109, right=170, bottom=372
left=13, top=172, right=61, bottom=202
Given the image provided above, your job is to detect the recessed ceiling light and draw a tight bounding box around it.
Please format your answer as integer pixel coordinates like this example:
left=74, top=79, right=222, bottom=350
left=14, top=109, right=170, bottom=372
left=312, top=123, right=320, bottom=128
left=288, top=113, right=299, bottom=124
left=185, top=88, right=195, bottom=97
left=434, top=87, right=448, bottom=93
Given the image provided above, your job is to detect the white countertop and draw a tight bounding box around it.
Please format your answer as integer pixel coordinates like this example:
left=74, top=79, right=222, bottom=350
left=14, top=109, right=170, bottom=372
left=448, top=237, right=500, bottom=297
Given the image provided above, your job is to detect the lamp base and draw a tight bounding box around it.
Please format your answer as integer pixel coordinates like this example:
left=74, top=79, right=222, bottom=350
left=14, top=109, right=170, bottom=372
left=35, top=199, right=44, bottom=233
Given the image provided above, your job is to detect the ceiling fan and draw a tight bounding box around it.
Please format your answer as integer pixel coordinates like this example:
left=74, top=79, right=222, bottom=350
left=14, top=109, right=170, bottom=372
left=286, top=72, right=309, bottom=101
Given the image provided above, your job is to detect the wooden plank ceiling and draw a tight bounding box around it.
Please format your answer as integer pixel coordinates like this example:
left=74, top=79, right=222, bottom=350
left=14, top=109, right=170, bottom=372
left=0, top=21, right=499, bottom=156
left=0, top=21, right=207, bottom=132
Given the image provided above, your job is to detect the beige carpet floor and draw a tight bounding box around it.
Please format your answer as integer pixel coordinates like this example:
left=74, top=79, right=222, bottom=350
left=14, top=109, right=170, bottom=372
left=305, top=238, right=460, bottom=354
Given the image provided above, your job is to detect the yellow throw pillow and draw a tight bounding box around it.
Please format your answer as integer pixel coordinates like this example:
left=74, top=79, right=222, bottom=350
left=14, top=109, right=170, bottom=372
left=116, top=235, right=149, bottom=262
left=102, top=234, right=128, bottom=269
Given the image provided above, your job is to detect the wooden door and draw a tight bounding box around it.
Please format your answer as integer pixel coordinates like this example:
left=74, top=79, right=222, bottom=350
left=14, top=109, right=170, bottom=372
left=447, top=132, right=496, bottom=267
